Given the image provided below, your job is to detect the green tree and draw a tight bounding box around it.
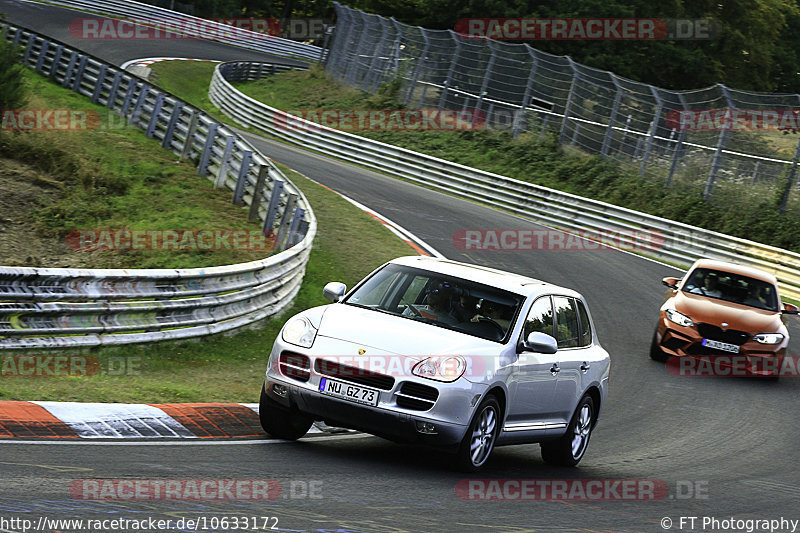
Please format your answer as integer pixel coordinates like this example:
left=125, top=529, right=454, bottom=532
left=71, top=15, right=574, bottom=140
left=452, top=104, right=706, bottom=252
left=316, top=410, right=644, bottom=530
left=0, top=23, right=27, bottom=112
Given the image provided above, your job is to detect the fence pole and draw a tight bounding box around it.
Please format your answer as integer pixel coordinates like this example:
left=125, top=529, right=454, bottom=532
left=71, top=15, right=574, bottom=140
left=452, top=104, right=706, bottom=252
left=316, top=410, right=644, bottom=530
left=512, top=47, right=538, bottom=138
left=181, top=111, right=200, bottom=159
left=639, top=86, right=663, bottom=174
left=233, top=151, right=253, bottom=205
left=438, top=31, right=462, bottom=112
left=263, top=180, right=285, bottom=235
left=472, top=41, right=497, bottom=127
left=197, top=123, right=219, bottom=176
left=366, top=16, right=390, bottom=91
left=704, top=84, right=734, bottom=199
left=779, top=122, right=800, bottom=213
left=34, top=39, right=49, bottom=73
left=666, top=93, right=689, bottom=187
left=215, top=136, right=236, bottom=187
left=405, top=30, right=430, bottom=107
left=600, top=78, right=623, bottom=156
left=248, top=166, right=269, bottom=222
left=558, top=58, right=578, bottom=145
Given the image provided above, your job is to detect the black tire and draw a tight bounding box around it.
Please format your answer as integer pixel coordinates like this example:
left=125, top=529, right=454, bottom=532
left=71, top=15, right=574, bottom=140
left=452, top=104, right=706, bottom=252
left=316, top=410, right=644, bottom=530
left=649, top=329, right=668, bottom=362
left=259, top=384, right=313, bottom=440
left=454, top=395, right=501, bottom=472
left=541, top=395, right=595, bottom=467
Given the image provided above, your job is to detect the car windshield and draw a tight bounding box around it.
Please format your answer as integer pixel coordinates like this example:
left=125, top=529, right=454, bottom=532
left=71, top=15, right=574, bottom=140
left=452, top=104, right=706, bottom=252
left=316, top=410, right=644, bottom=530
left=343, top=264, right=524, bottom=342
left=682, top=268, right=779, bottom=311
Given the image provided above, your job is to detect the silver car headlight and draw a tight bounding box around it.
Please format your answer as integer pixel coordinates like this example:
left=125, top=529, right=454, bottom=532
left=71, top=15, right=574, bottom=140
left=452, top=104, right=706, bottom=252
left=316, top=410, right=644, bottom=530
left=281, top=316, right=318, bottom=348
left=753, top=333, right=784, bottom=345
left=666, top=309, right=694, bottom=328
left=412, top=356, right=466, bottom=382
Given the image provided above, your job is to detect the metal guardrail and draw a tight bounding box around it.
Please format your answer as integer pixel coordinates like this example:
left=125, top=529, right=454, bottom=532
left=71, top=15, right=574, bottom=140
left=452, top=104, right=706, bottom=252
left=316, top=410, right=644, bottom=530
left=0, top=26, right=316, bottom=348
left=209, top=61, right=800, bottom=301
left=30, top=0, right=324, bottom=61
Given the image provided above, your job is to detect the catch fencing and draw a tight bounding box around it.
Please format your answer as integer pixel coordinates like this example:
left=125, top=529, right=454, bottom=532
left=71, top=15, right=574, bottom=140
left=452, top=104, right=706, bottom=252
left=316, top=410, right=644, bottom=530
left=325, top=2, right=800, bottom=213
left=208, top=60, right=800, bottom=301
left=0, top=25, right=316, bottom=349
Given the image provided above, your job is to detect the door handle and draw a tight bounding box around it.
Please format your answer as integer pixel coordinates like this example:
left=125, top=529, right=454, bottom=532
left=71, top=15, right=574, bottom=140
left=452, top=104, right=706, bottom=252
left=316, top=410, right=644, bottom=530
left=550, top=363, right=560, bottom=375
left=580, top=362, right=590, bottom=372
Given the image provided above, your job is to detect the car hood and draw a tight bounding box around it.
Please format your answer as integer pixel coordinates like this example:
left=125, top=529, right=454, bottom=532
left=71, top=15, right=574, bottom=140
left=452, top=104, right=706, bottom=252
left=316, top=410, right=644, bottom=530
left=672, top=291, right=782, bottom=333
left=313, top=303, right=502, bottom=356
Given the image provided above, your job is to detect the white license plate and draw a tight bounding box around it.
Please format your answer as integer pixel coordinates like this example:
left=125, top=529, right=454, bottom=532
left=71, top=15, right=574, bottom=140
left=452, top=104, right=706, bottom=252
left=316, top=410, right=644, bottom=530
left=318, top=378, right=380, bottom=406
left=703, top=338, right=740, bottom=353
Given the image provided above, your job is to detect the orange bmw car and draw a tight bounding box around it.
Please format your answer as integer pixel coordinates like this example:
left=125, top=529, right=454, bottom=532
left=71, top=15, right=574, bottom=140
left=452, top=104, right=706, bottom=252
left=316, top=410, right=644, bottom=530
left=651, top=259, right=799, bottom=376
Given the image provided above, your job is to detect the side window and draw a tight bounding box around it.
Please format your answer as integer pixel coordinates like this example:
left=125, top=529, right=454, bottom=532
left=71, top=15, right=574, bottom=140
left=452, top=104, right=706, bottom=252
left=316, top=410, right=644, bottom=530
left=523, top=296, right=553, bottom=340
left=575, top=299, right=593, bottom=347
left=553, top=296, right=580, bottom=349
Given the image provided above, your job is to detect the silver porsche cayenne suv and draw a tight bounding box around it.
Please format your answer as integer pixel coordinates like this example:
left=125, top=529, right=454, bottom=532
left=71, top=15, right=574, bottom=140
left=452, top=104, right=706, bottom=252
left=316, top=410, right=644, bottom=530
left=260, top=256, right=610, bottom=470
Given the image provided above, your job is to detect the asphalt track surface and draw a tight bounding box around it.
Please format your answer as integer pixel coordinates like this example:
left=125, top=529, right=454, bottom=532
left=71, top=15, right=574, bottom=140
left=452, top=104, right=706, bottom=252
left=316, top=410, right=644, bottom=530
left=2, top=2, right=800, bottom=531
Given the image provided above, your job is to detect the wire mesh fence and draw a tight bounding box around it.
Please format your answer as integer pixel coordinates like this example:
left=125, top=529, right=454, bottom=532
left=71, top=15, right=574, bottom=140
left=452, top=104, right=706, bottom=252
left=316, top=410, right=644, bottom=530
left=325, top=2, right=800, bottom=214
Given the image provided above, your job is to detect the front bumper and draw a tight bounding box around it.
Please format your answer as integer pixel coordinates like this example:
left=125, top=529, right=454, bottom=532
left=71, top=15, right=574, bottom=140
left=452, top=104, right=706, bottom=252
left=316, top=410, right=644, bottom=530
left=656, top=317, right=786, bottom=376
left=263, top=338, right=488, bottom=447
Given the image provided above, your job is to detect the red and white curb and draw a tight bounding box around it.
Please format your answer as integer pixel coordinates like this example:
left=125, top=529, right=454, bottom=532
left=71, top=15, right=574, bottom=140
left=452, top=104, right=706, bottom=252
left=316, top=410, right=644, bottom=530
left=0, top=401, right=338, bottom=440
left=120, top=57, right=221, bottom=69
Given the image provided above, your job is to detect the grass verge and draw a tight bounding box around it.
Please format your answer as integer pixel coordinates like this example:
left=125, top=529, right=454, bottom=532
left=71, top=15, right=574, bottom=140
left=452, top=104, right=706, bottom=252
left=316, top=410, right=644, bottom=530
left=0, top=67, right=414, bottom=402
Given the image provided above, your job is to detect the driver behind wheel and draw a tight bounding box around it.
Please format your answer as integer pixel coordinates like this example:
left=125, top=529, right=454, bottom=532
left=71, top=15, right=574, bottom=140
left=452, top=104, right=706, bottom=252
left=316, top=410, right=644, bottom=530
left=403, top=281, right=459, bottom=324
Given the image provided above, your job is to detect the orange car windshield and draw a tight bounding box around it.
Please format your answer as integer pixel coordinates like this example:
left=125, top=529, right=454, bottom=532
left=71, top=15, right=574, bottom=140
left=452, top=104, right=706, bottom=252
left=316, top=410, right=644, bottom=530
left=682, top=268, right=778, bottom=311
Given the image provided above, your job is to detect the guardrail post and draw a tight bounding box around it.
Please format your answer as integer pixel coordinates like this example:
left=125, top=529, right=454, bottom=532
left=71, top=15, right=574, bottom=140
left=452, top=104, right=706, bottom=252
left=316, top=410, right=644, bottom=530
left=666, top=93, right=689, bottom=187
left=71, top=55, right=87, bottom=91
left=233, top=150, right=253, bottom=205
left=145, top=93, right=165, bottom=138
left=120, top=79, right=136, bottom=117
left=22, top=35, right=34, bottom=65
left=275, top=194, right=298, bottom=252
left=405, top=30, right=429, bottom=107
left=639, top=86, right=663, bottom=175
left=248, top=166, right=269, bottom=222
left=287, top=207, right=305, bottom=246
left=12, top=27, right=22, bottom=47
left=263, top=180, right=284, bottom=235
left=215, top=135, right=236, bottom=187
left=779, top=127, right=800, bottom=213
left=571, top=123, right=581, bottom=146
left=512, top=47, right=538, bottom=138
left=600, top=78, right=623, bottom=156
left=49, top=45, right=63, bottom=78
left=558, top=59, right=578, bottom=145
left=34, top=39, right=49, bottom=73
left=129, top=84, right=150, bottom=126
left=61, top=51, right=78, bottom=87
left=704, top=84, right=734, bottom=199
left=107, top=71, right=122, bottom=110
left=197, top=123, right=219, bottom=176
left=91, top=64, right=107, bottom=104
left=437, top=31, right=462, bottom=112
left=181, top=111, right=199, bottom=159
left=161, top=101, right=184, bottom=149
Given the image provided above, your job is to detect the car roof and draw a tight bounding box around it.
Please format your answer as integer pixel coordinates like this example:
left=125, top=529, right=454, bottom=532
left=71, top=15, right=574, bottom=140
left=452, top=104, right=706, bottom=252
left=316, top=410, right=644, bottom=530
left=689, top=258, right=778, bottom=285
left=388, top=256, right=581, bottom=298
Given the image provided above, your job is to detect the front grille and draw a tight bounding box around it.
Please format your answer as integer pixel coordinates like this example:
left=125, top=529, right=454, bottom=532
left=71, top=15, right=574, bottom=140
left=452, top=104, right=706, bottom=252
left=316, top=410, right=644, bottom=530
left=396, top=381, right=439, bottom=411
left=279, top=352, right=310, bottom=382
left=314, top=359, right=395, bottom=390
left=696, top=323, right=750, bottom=346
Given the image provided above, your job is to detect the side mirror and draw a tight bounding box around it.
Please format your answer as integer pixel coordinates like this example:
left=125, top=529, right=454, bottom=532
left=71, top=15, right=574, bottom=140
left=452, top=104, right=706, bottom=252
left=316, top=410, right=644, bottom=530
left=782, top=302, right=799, bottom=315
left=323, top=282, right=347, bottom=303
left=662, top=277, right=680, bottom=290
left=522, top=332, right=558, bottom=354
